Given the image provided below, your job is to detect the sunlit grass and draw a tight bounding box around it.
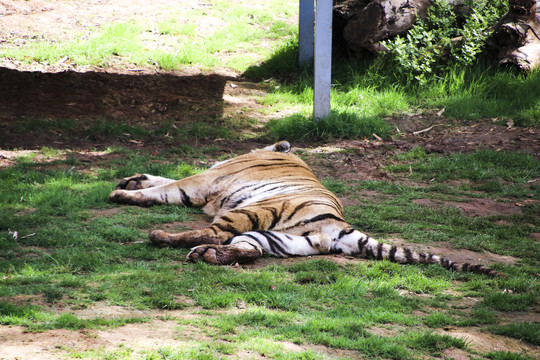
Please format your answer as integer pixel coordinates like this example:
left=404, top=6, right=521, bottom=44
left=422, top=67, right=540, bottom=126
left=489, top=322, right=540, bottom=346
left=0, top=301, right=150, bottom=332
left=261, top=52, right=539, bottom=140
left=388, top=148, right=540, bottom=183
left=0, top=1, right=298, bottom=73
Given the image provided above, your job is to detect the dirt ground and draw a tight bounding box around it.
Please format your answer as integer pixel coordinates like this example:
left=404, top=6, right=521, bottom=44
left=1, top=1, right=539, bottom=359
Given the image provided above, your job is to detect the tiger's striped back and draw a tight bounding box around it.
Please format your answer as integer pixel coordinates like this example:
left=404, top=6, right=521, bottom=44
left=202, top=150, right=344, bottom=220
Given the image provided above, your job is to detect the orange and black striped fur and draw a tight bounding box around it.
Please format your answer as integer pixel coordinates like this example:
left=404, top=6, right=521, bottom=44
left=109, top=141, right=505, bottom=276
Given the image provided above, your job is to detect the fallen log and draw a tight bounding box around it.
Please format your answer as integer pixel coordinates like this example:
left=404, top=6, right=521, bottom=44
left=485, top=0, right=540, bottom=71
left=334, top=0, right=431, bottom=54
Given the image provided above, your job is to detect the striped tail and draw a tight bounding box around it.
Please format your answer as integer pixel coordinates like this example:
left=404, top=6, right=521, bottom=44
left=333, top=229, right=507, bottom=277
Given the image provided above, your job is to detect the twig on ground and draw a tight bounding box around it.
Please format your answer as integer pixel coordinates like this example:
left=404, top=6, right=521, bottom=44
left=413, top=125, right=434, bottom=136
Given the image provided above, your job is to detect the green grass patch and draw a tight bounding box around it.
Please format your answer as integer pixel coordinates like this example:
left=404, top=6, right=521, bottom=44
left=489, top=322, right=540, bottom=345
left=267, top=112, right=392, bottom=141
left=422, top=306, right=500, bottom=328
left=423, top=67, right=540, bottom=126
left=388, top=148, right=540, bottom=183
left=483, top=292, right=537, bottom=312
left=0, top=301, right=149, bottom=332
left=345, top=197, right=538, bottom=262
left=243, top=37, right=300, bottom=80
left=262, top=62, right=410, bottom=140
left=487, top=351, right=536, bottom=360
left=402, top=331, right=467, bottom=352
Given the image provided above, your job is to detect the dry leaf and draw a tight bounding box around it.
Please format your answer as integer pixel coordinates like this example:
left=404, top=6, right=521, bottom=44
left=506, top=118, right=514, bottom=129
left=8, top=229, right=18, bottom=240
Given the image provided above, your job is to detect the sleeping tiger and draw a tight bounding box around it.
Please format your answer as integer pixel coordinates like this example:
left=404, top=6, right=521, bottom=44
left=109, top=141, right=505, bottom=277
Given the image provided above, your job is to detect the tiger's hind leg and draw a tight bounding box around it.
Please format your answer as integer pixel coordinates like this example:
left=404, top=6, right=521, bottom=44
left=187, top=231, right=332, bottom=265
left=187, top=241, right=264, bottom=265
left=149, top=228, right=227, bottom=248
left=148, top=207, right=266, bottom=248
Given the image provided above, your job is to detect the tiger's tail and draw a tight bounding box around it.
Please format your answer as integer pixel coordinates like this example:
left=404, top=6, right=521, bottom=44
left=333, top=228, right=507, bottom=277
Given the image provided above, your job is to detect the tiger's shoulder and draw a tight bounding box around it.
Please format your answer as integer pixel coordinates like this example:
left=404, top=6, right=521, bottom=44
left=208, top=141, right=314, bottom=180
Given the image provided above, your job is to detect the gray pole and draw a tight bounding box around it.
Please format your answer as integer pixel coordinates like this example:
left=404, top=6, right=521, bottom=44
left=313, top=0, right=332, bottom=120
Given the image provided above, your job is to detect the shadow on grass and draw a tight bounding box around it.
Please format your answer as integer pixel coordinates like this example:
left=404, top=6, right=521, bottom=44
left=0, top=67, right=231, bottom=149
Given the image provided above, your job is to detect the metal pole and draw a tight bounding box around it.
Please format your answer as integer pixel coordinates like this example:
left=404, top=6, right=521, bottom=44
left=313, top=0, right=332, bottom=120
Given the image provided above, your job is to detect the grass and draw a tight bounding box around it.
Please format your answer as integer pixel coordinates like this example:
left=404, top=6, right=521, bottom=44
left=0, top=146, right=538, bottom=358
left=0, top=301, right=150, bottom=332
left=336, top=150, right=539, bottom=270
left=388, top=148, right=540, bottom=183
left=259, top=55, right=411, bottom=140
left=0, top=1, right=298, bottom=73
left=489, top=322, right=540, bottom=346
left=4, top=116, right=236, bottom=146
left=267, top=111, right=392, bottom=141
left=423, top=66, right=540, bottom=126
left=486, top=352, right=536, bottom=360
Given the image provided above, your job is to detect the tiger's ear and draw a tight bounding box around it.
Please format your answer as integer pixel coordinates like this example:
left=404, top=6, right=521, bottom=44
left=258, top=141, right=291, bottom=153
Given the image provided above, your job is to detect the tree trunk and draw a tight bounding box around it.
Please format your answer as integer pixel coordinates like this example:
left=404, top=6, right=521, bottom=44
left=485, top=0, right=540, bottom=71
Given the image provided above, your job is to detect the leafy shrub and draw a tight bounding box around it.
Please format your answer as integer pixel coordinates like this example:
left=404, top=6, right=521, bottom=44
left=382, top=0, right=508, bottom=84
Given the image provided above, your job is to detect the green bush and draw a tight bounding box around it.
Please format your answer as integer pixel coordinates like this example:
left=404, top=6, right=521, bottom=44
left=382, top=0, right=508, bottom=84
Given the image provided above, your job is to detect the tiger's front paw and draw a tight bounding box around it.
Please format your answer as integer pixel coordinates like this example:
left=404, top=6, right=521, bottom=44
left=115, top=174, right=149, bottom=190
left=109, top=189, right=157, bottom=206
left=149, top=230, right=174, bottom=248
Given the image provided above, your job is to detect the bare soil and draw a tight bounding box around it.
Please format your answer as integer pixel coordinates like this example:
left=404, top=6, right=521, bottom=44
left=1, top=1, right=539, bottom=359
